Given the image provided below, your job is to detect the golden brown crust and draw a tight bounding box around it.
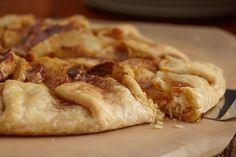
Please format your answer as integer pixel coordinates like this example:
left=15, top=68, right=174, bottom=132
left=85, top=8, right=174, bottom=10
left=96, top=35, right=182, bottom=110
left=0, top=14, right=35, bottom=51
left=0, top=79, right=154, bottom=135
left=0, top=14, right=226, bottom=135
left=156, top=57, right=225, bottom=121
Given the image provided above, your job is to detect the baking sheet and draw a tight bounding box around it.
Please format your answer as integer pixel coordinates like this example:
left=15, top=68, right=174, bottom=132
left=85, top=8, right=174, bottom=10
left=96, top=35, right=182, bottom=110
left=0, top=22, right=235, bottom=157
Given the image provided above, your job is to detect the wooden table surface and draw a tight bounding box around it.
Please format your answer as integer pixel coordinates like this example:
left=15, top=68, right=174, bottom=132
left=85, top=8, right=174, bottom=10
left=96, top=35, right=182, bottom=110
left=0, top=0, right=235, bottom=156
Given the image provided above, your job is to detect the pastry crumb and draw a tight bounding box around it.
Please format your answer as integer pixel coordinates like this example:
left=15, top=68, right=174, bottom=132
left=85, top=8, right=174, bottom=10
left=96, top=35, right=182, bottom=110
left=51, top=138, right=55, bottom=142
left=154, top=124, right=163, bottom=129
left=172, top=118, right=177, bottom=121
left=173, top=124, right=184, bottom=129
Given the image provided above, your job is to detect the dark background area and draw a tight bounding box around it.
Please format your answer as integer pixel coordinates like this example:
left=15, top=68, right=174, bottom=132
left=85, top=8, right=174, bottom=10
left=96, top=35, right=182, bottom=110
left=0, top=0, right=235, bottom=35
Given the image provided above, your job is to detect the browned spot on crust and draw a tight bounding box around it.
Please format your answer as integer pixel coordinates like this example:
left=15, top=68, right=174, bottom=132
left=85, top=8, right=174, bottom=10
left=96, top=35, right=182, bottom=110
left=67, top=63, right=117, bottom=91
left=168, top=80, right=194, bottom=93
left=0, top=50, right=18, bottom=81
left=111, top=28, right=123, bottom=39
left=26, top=63, right=45, bottom=83
left=24, top=24, right=75, bottom=50
left=44, top=67, right=70, bottom=89
left=60, top=46, right=92, bottom=58
left=85, top=75, right=118, bottom=91
left=1, top=51, right=15, bottom=62
left=121, top=58, right=158, bottom=72
left=113, top=43, right=129, bottom=61
left=67, top=64, right=87, bottom=81
left=88, top=62, right=114, bottom=76
left=137, top=77, right=153, bottom=89
left=26, top=61, right=71, bottom=88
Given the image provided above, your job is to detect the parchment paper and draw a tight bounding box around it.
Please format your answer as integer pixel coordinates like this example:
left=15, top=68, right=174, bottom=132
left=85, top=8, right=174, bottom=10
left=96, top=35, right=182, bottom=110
left=0, top=22, right=235, bottom=157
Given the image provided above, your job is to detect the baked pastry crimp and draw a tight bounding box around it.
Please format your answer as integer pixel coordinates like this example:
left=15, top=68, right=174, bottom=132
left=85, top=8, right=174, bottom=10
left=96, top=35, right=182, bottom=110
left=0, top=15, right=225, bottom=135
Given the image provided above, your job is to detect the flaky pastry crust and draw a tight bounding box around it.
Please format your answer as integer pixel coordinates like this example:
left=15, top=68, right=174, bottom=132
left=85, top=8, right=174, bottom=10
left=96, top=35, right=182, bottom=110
left=0, top=15, right=225, bottom=135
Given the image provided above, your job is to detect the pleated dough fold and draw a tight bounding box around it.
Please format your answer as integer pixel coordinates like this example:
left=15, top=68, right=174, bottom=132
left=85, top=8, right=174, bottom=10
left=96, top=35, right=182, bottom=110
left=0, top=79, right=155, bottom=135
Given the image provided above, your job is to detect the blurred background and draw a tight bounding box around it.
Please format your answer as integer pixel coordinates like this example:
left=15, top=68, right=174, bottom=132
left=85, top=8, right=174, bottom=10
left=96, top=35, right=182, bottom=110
left=0, top=0, right=235, bottom=34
